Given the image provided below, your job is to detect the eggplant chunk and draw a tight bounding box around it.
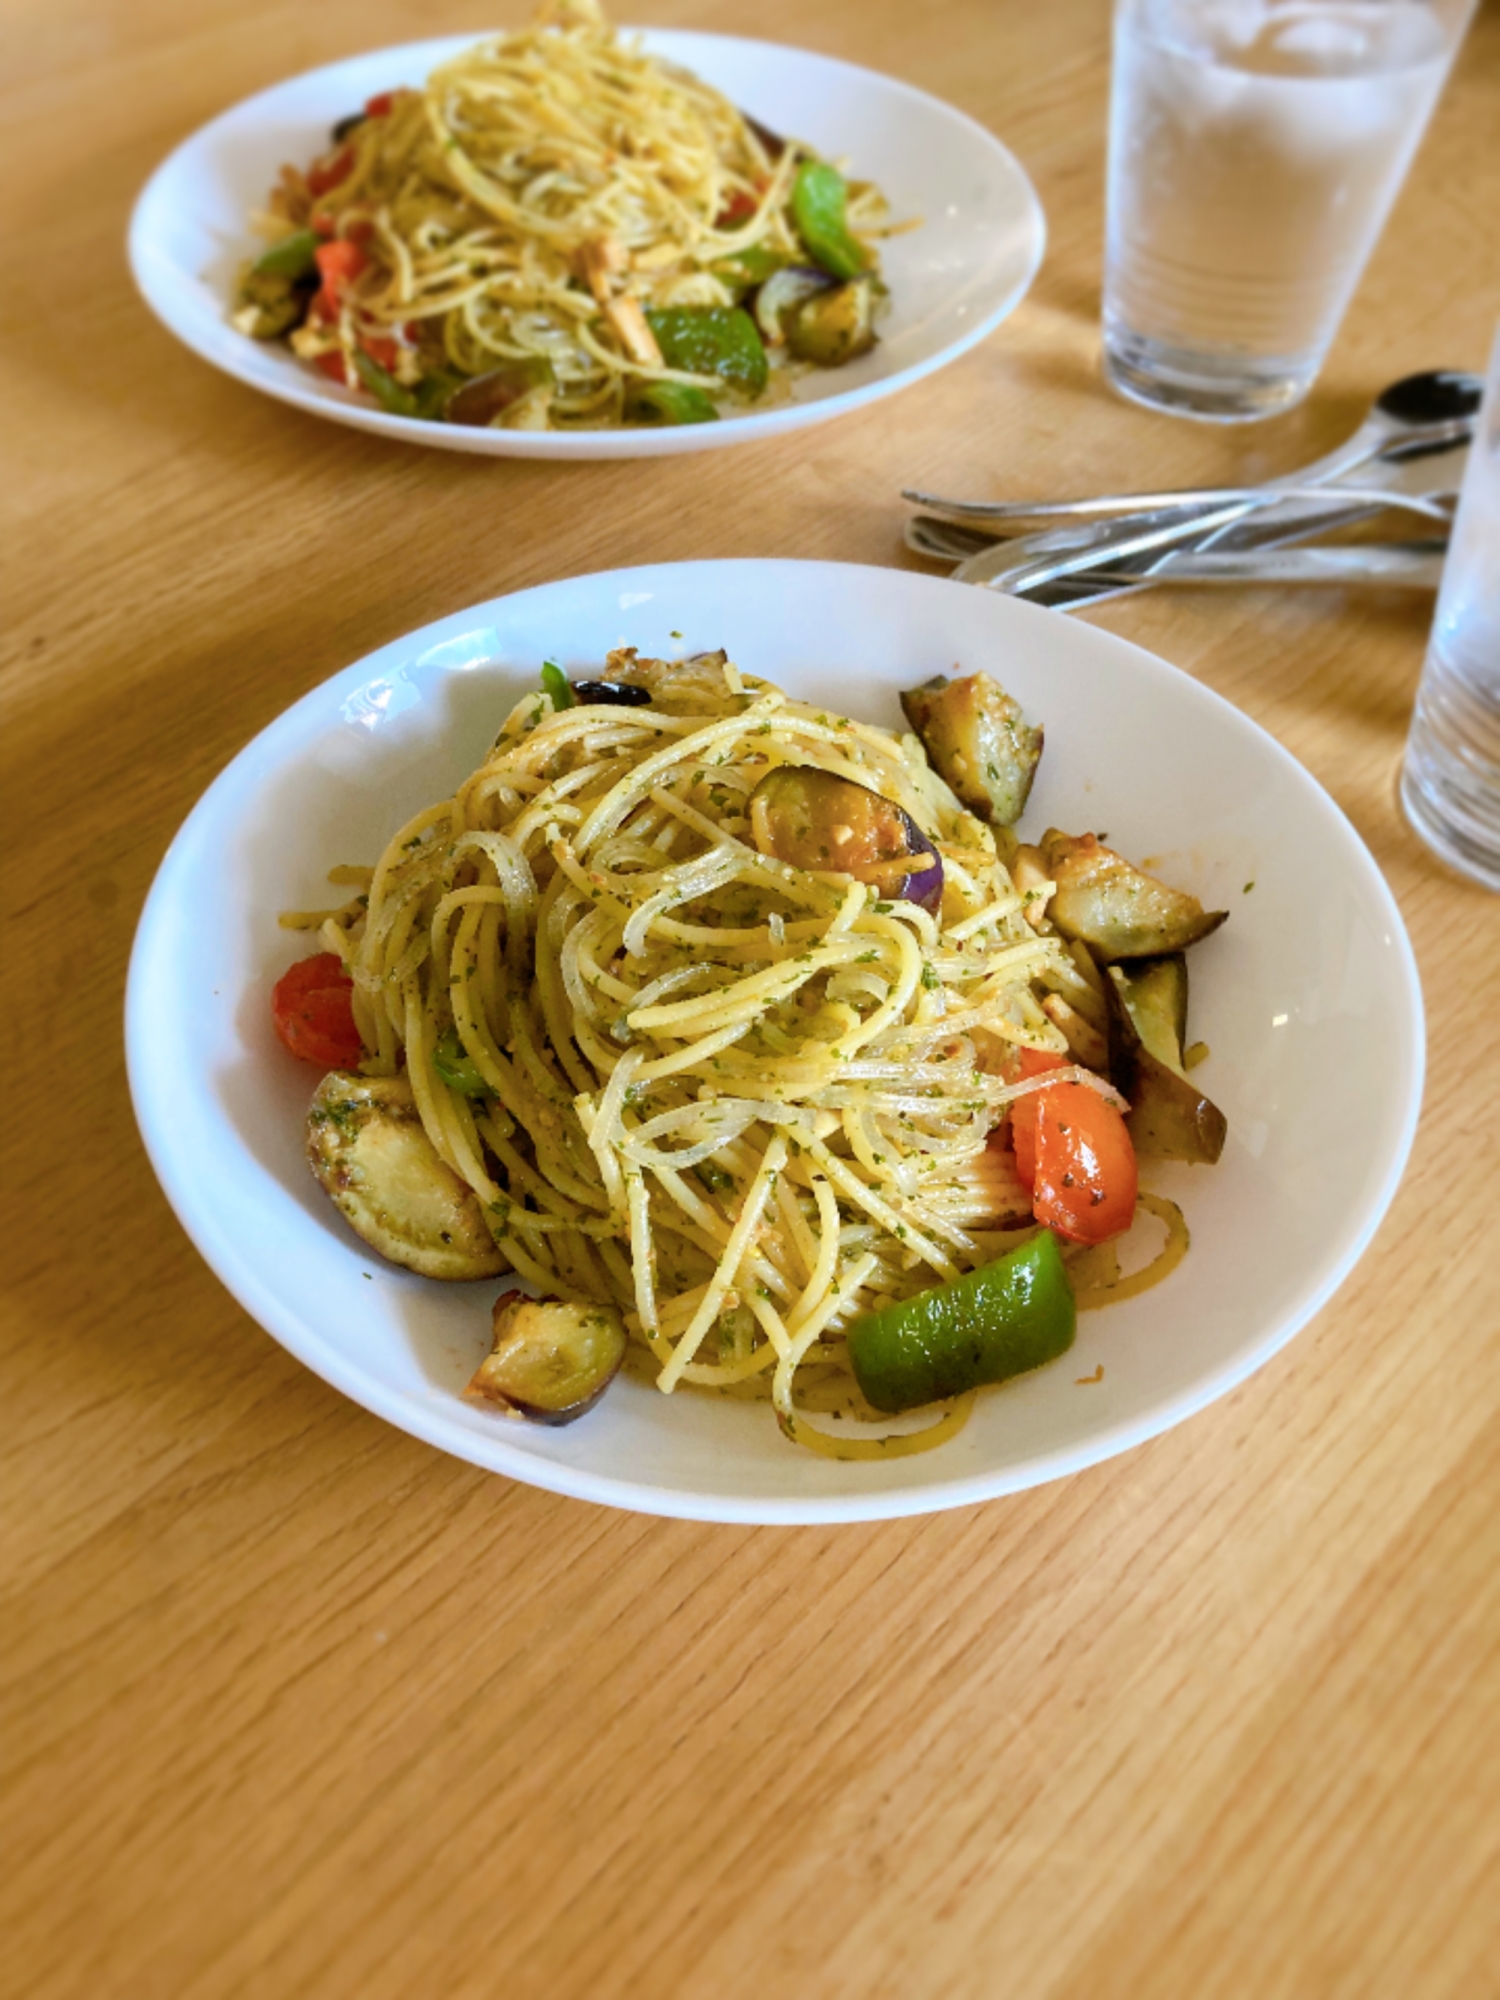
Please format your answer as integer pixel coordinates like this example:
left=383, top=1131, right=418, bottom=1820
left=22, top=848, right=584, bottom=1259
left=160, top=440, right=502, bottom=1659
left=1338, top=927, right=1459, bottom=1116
left=232, top=265, right=314, bottom=339
left=1106, top=961, right=1227, bottom=1164
left=1063, top=938, right=1112, bottom=1035
left=467, top=1294, right=627, bottom=1424
left=1119, top=1043, right=1228, bottom=1165
left=1041, top=992, right=1109, bottom=1071
left=1040, top=829, right=1228, bottom=962
left=748, top=765, right=944, bottom=912
left=900, top=672, right=1043, bottom=826
left=599, top=647, right=739, bottom=713
left=446, top=361, right=552, bottom=428
left=754, top=266, right=837, bottom=346
left=785, top=276, right=878, bottom=367
left=1117, top=954, right=1189, bottom=1062
left=306, top=1073, right=509, bottom=1280
left=570, top=678, right=654, bottom=707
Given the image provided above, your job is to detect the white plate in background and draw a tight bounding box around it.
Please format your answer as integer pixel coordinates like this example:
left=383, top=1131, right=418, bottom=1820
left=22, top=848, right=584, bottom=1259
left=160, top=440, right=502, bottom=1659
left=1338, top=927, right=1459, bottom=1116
left=127, top=561, right=1423, bottom=1522
left=128, top=31, right=1045, bottom=458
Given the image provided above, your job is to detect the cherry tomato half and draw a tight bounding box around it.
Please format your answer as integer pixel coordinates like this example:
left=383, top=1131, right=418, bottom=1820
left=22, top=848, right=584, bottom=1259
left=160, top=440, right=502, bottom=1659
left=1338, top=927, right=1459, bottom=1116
left=1003, top=1046, right=1137, bottom=1246
left=1031, top=1080, right=1137, bottom=1245
left=1005, top=1047, right=1065, bottom=1192
left=272, top=953, right=363, bottom=1068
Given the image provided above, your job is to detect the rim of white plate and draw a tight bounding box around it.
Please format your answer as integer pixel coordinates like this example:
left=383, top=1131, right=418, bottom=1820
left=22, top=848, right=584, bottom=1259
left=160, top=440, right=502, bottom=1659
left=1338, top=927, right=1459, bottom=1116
left=126, top=562, right=1425, bottom=1522
left=127, top=30, right=1047, bottom=459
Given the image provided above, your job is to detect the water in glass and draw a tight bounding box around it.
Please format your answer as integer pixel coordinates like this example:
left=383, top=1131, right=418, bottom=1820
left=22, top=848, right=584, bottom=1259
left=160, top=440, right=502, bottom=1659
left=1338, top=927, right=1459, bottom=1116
left=1401, top=338, right=1500, bottom=889
left=1104, top=0, right=1468, bottom=420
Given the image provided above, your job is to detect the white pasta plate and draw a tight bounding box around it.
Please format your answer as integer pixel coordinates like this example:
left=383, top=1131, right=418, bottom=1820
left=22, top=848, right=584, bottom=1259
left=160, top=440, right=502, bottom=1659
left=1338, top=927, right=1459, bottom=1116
left=127, top=30, right=1045, bottom=459
left=127, top=561, right=1423, bottom=1523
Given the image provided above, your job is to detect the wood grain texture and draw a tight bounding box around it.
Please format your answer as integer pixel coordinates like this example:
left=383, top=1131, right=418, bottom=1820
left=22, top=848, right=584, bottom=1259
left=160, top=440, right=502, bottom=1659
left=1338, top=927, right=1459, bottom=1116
left=3, top=2, right=1499, bottom=1995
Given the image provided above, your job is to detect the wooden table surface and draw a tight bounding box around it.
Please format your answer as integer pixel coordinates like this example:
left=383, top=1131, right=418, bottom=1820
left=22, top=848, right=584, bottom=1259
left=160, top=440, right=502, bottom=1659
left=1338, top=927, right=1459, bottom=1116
left=5, top=1, right=1499, bottom=1993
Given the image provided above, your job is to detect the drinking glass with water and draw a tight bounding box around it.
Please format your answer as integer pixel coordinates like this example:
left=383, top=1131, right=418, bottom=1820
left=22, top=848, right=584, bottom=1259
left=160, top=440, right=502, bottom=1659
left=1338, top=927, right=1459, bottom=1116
left=1104, top=0, right=1477, bottom=422
left=1401, top=327, right=1500, bottom=891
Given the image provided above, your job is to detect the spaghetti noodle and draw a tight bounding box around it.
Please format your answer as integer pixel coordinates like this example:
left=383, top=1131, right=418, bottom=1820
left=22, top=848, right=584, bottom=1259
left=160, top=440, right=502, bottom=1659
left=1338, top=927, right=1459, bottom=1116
left=288, top=650, right=1184, bottom=1457
left=236, top=0, right=895, bottom=428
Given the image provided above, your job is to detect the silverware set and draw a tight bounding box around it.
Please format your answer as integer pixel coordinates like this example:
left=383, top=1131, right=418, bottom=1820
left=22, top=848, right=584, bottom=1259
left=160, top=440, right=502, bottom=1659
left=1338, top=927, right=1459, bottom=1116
left=904, top=368, right=1482, bottom=610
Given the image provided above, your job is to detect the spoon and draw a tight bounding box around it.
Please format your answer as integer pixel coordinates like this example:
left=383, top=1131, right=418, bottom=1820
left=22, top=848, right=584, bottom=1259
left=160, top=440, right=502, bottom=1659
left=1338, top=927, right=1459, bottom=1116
left=907, top=369, right=1483, bottom=530
left=1070, top=539, right=1450, bottom=591
left=905, top=481, right=1456, bottom=562
left=951, top=372, right=1482, bottom=592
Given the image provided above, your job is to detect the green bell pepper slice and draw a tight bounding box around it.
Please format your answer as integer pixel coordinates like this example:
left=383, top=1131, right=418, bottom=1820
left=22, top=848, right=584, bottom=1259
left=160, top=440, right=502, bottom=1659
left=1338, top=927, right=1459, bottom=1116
left=412, top=368, right=467, bottom=420
left=644, top=307, right=768, bottom=396
left=847, top=1229, right=1076, bottom=1414
left=710, top=243, right=786, bottom=292
left=540, top=660, right=576, bottom=710
left=253, top=229, right=321, bottom=281
left=433, top=1029, right=490, bottom=1097
left=632, top=382, right=720, bottom=426
left=351, top=349, right=418, bottom=416
left=790, top=161, right=870, bottom=282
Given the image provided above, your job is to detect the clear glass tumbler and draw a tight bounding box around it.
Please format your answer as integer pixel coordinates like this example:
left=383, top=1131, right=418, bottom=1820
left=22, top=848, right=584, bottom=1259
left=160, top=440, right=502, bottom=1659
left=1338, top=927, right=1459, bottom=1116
left=1401, top=327, right=1500, bottom=891
left=1103, top=0, right=1477, bottom=422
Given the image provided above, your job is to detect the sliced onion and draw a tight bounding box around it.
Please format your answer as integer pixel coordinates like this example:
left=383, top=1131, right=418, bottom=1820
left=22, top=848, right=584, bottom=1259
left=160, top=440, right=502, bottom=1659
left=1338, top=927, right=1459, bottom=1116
left=753, top=266, right=837, bottom=345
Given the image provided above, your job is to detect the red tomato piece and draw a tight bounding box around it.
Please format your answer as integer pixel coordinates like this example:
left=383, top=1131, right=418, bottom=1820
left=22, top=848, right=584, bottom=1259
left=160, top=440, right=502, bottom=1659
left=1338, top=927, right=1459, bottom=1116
left=715, top=188, right=761, bottom=227
left=308, top=240, right=370, bottom=339
left=998, top=1046, right=1136, bottom=1244
left=1005, top=1047, right=1068, bottom=1193
left=314, top=238, right=368, bottom=296
left=272, top=953, right=363, bottom=1068
left=1031, top=1081, right=1137, bottom=1245
left=359, top=333, right=400, bottom=371
left=307, top=144, right=355, bottom=197
left=364, top=90, right=397, bottom=117
left=312, top=350, right=352, bottom=384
